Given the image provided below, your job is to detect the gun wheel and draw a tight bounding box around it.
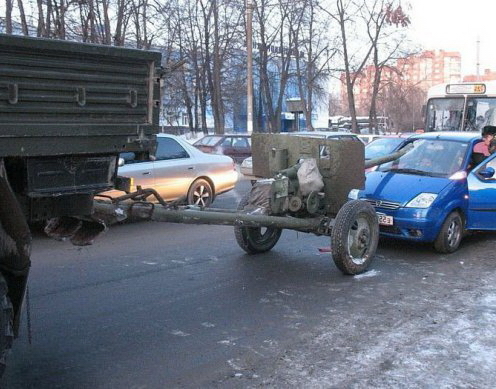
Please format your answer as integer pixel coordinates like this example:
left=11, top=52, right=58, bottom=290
left=234, top=193, right=282, bottom=254
left=331, top=200, right=379, bottom=275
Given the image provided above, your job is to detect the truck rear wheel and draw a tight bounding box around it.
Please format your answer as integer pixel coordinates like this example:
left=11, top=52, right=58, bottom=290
left=331, top=200, right=379, bottom=275
left=0, top=274, right=13, bottom=376
left=234, top=193, right=282, bottom=254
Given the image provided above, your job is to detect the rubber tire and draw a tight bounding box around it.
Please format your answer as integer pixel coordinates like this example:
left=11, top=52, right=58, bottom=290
left=331, top=200, right=379, bottom=275
left=234, top=193, right=282, bottom=254
left=0, top=274, right=13, bottom=377
left=187, top=179, right=213, bottom=207
left=434, top=211, right=463, bottom=253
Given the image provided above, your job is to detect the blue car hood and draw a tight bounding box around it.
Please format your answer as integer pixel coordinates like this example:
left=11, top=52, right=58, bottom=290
left=363, top=171, right=452, bottom=204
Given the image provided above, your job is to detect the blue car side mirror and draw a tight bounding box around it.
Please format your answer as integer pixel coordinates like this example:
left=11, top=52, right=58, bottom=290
left=479, top=166, right=495, bottom=178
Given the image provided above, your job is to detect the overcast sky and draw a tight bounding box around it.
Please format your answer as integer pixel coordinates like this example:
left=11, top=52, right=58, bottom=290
left=408, top=0, right=496, bottom=76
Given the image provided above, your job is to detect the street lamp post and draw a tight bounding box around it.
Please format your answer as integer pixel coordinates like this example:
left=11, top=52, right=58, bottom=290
left=246, top=0, right=254, bottom=134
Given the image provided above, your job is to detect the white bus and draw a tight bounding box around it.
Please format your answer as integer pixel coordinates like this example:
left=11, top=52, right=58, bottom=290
left=425, top=81, right=496, bottom=132
left=332, top=116, right=391, bottom=133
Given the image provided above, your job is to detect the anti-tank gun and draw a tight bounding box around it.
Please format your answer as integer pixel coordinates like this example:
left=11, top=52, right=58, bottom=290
left=96, top=133, right=381, bottom=276
left=248, top=133, right=365, bottom=218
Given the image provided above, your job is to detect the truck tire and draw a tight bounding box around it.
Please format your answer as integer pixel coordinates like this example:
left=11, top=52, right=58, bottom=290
left=434, top=211, right=463, bottom=253
left=331, top=200, right=379, bottom=275
left=234, top=193, right=282, bottom=254
left=187, top=179, right=213, bottom=207
left=0, top=275, right=13, bottom=377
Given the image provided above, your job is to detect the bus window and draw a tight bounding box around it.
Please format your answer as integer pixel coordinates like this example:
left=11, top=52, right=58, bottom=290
left=426, top=98, right=464, bottom=131
left=464, top=98, right=496, bottom=131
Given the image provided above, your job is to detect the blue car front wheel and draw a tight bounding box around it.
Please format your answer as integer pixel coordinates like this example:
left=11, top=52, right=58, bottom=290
left=434, top=211, right=463, bottom=253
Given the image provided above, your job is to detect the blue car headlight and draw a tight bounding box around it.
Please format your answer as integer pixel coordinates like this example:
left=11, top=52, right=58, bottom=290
left=405, top=193, right=438, bottom=208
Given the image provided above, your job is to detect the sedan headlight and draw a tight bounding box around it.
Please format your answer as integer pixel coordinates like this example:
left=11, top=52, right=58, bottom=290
left=405, top=193, right=437, bottom=208
left=348, top=188, right=360, bottom=200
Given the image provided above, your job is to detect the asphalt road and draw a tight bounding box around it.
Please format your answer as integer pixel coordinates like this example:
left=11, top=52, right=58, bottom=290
left=3, top=177, right=496, bottom=388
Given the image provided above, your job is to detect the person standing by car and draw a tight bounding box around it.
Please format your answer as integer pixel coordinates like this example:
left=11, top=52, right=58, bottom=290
left=484, top=125, right=496, bottom=154
left=473, top=126, right=495, bottom=157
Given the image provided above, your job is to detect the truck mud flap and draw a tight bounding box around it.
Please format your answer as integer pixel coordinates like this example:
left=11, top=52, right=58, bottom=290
left=45, top=216, right=106, bottom=246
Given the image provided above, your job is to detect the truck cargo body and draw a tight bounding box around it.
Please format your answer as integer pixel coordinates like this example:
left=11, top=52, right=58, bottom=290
left=0, top=34, right=162, bottom=219
left=0, top=34, right=161, bottom=157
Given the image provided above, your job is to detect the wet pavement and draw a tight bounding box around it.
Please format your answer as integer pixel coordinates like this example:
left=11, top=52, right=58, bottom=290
left=3, top=179, right=496, bottom=388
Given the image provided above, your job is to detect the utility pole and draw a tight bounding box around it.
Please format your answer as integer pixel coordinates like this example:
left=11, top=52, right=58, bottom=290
left=246, top=0, right=254, bottom=134
left=476, top=36, right=480, bottom=81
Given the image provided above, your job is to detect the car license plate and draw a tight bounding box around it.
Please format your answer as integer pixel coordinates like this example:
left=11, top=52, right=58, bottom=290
left=377, top=213, right=393, bottom=226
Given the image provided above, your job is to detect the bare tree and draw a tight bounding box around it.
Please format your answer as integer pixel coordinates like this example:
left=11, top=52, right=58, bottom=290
left=16, top=0, right=29, bottom=35
left=320, top=0, right=374, bottom=133
left=36, top=0, right=46, bottom=37
left=198, top=0, right=244, bottom=134
left=253, top=0, right=301, bottom=133
left=161, top=0, right=210, bottom=134
left=293, top=0, right=336, bottom=131
left=384, top=76, right=425, bottom=131
left=362, top=0, right=410, bottom=134
left=113, top=0, right=131, bottom=46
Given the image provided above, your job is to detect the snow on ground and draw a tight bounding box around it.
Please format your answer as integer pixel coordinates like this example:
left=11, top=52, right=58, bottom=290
left=243, top=260, right=496, bottom=388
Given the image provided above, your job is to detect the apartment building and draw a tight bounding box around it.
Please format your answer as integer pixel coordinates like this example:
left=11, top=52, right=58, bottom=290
left=463, top=68, right=496, bottom=82
left=340, top=50, right=462, bottom=116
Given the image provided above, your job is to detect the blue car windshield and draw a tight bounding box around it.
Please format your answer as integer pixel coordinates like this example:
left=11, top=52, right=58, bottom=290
left=365, top=138, right=405, bottom=160
left=378, top=139, right=470, bottom=177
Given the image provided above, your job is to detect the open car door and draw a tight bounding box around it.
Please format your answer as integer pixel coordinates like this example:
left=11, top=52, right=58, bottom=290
left=466, top=153, right=496, bottom=230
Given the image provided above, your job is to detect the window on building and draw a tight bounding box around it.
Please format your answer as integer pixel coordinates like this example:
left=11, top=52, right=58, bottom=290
left=181, top=113, right=189, bottom=126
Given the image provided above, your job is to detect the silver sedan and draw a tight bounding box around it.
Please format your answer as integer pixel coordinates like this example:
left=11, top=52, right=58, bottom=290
left=103, top=134, right=238, bottom=207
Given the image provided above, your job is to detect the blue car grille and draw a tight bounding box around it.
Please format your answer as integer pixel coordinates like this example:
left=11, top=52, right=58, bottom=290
left=379, top=225, right=401, bottom=234
left=365, top=199, right=401, bottom=210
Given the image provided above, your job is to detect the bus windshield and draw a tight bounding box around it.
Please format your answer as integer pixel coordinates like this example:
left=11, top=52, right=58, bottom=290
left=426, top=98, right=464, bottom=131
left=464, top=97, right=496, bottom=131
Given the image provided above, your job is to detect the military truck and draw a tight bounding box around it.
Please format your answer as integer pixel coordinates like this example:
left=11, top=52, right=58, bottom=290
left=0, top=34, right=162, bottom=373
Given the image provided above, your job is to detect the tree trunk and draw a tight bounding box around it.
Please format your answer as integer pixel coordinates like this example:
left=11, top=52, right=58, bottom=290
left=209, top=0, right=225, bottom=134
left=5, top=0, right=13, bottom=34
left=369, top=65, right=382, bottom=134
left=58, top=0, right=66, bottom=39
left=36, top=0, right=46, bottom=37
left=338, top=0, right=358, bottom=133
left=45, top=0, right=52, bottom=38
left=102, top=0, right=112, bottom=45
left=16, top=0, right=29, bottom=35
left=114, top=0, right=126, bottom=46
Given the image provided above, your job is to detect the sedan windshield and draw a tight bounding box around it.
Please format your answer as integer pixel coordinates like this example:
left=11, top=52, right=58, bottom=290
left=365, top=138, right=405, bottom=160
left=378, top=139, right=470, bottom=177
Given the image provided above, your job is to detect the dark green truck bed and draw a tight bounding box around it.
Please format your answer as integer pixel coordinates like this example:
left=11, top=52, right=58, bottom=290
left=0, top=34, right=161, bottom=157
left=0, top=34, right=162, bottom=219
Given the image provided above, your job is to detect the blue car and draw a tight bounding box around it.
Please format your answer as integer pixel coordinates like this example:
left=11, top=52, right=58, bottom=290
left=349, top=131, right=496, bottom=253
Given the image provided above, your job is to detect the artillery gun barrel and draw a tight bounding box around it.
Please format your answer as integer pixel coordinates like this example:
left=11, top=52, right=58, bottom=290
left=364, top=147, right=410, bottom=169
left=94, top=201, right=328, bottom=233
